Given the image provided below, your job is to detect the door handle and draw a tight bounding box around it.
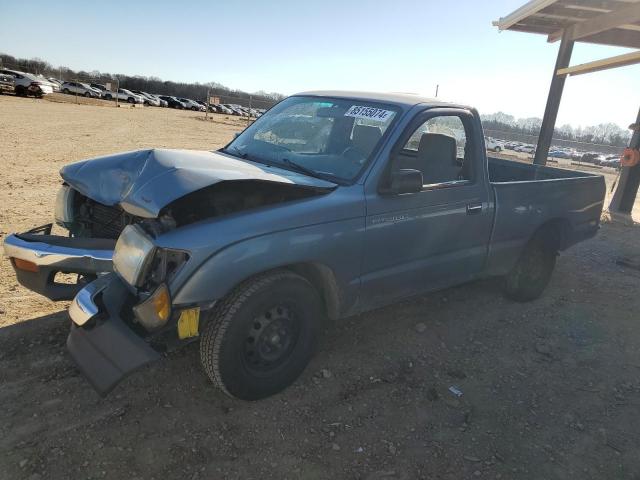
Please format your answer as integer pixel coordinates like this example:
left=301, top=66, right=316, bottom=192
left=466, top=203, right=483, bottom=215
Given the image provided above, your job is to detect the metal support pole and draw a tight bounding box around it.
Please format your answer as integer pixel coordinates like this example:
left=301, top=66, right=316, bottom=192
left=610, top=107, right=640, bottom=215
left=533, top=29, right=574, bottom=165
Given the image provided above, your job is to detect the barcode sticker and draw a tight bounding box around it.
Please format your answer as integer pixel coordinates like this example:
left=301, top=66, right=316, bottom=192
left=344, top=105, right=394, bottom=123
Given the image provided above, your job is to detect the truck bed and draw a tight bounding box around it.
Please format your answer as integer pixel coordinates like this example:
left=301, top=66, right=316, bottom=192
left=485, top=156, right=606, bottom=276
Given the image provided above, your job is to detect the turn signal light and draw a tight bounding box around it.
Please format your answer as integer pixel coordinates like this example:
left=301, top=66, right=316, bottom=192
left=133, top=284, right=171, bottom=331
left=13, top=258, right=39, bottom=273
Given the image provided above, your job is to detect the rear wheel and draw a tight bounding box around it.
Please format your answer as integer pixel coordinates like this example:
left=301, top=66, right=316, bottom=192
left=200, top=270, right=323, bottom=400
left=84, top=91, right=91, bottom=98
left=63, top=88, right=70, bottom=94
left=504, top=235, right=557, bottom=302
left=127, top=97, right=135, bottom=104
left=104, top=93, right=112, bottom=100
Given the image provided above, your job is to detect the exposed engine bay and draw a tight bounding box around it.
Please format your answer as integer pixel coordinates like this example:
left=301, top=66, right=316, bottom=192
left=67, top=180, right=329, bottom=239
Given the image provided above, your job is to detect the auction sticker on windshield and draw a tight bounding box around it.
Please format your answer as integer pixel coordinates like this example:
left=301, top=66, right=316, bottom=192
left=344, top=105, right=394, bottom=123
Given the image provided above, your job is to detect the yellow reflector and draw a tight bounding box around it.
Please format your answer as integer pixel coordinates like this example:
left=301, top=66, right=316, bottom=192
left=177, top=307, right=200, bottom=339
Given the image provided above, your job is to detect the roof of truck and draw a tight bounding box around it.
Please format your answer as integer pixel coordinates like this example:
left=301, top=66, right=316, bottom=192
left=297, top=90, right=469, bottom=110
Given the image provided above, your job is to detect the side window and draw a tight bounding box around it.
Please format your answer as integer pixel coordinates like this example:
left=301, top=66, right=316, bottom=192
left=394, top=114, right=473, bottom=185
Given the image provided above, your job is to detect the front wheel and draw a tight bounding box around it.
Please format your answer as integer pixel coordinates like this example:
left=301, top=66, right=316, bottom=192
left=127, top=97, right=135, bottom=104
left=104, top=93, right=112, bottom=100
left=504, top=236, right=557, bottom=302
left=84, top=91, right=91, bottom=98
left=200, top=270, right=323, bottom=400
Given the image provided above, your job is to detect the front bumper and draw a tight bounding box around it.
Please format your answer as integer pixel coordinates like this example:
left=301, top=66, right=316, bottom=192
left=3, top=224, right=115, bottom=300
left=67, top=273, right=160, bottom=395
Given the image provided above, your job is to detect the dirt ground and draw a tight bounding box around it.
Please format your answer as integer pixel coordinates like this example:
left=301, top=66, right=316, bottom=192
left=1, top=93, right=640, bottom=480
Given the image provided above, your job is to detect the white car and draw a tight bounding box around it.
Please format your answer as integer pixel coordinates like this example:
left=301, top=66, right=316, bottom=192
left=61, top=81, right=101, bottom=98
left=102, top=88, right=145, bottom=104
left=131, top=90, right=162, bottom=107
left=0, top=69, right=54, bottom=97
left=485, top=137, right=504, bottom=152
left=179, top=98, right=206, bottom=112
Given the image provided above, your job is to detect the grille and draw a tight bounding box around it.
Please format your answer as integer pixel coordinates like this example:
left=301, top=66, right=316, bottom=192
left=88, top=202, right=130, bottom=239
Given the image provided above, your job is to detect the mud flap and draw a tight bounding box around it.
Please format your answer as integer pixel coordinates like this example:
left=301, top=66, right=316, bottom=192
left=67, top=318, right=160, bottom=396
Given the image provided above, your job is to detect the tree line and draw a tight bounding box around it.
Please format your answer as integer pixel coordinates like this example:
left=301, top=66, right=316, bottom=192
left=0, top=53, right=284, bottom=107
left=481, top=111, right=631, bottom=147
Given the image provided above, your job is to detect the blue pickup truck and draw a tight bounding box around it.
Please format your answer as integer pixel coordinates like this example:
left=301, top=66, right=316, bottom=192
left=4, top=91, right=606, bottom=399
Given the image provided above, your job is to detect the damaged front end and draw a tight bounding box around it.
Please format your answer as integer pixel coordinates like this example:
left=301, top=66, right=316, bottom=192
left=4, top=148, right=334, bottom=395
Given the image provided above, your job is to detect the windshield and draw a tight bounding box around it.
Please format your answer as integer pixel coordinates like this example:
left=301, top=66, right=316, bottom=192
left=224, top=96, right=399, bottom=182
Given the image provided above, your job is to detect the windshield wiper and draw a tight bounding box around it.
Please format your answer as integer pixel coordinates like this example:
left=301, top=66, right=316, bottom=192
left=279, top=158, right=321, bottom=179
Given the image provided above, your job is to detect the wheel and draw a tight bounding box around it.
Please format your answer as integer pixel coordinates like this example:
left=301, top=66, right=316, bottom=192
left=191, top=106, right=197, bottom=111
left=200, top=270, right=323, bottom=400
left=504, top=235, right=557, bottom=302
left=104, top=93, right=112, bottom=100
left=84, top=91, right=91, bottom=98
left=127, top=97, right=135, bottom=104
left=495, top=146, right=502, bottom=152
left=15, top=85, right=26, bottom=96
left=63, top=88, right=70, bottom=94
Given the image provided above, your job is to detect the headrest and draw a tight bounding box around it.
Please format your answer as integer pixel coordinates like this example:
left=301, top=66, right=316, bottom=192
left=417, top=133, right=457, bottom=164
left=352, top=125, right=382, bottom=156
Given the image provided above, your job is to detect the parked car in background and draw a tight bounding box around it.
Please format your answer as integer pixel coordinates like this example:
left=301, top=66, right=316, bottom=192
left=159, top=95, right=187, bottom=109
left=211, top=103, right=233, bottom=114
left=485, top=137, right=503, bottom=152
left=0, top=73, right=15, bottom=94
left=130, top=90, right=161, bottom=107
left=90, top=83, right=107, bottom=93
left=179, top=98, right=206, bottom=111
left=47, top=78, right=62, bottom=92
left=61, top=81, right=101, bottom=98
left=103, top=88, right=145, bottom=104
left=549, top=150, right=571, bottom=159
left=0, top=69, right=54, bottom=97
left=4, top=91, right=606, bottom=399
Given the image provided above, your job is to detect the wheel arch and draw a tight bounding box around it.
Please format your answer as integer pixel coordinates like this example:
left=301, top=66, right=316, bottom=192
left=530, top=217, right=571, bottom=252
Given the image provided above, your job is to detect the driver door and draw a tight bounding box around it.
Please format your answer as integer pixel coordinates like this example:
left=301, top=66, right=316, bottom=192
left=360, top=108, right=493, bottom=308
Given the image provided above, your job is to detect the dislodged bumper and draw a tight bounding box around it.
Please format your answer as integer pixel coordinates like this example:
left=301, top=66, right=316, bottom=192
left=67, top=273, right=161, bottom=395
left=3, top=224, right=115, bottom=300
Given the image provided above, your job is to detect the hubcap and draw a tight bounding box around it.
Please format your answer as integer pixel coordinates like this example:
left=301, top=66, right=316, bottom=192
left=243, top=305, right=298, bottom=372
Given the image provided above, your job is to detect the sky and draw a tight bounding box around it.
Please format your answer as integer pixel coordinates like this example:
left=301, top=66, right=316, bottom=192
left=1, top=0, right=638, bottom=128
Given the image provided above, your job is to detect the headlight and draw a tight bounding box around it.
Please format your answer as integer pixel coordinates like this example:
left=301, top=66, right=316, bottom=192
left=54, top=185, right=75, bottom=226
left=113, top=225, right=156, bottom=287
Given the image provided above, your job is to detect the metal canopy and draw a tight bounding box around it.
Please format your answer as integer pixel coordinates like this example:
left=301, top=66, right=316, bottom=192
left=494, top=0, right=640, bottom=215
left=494, top=0, right=640, bottom=49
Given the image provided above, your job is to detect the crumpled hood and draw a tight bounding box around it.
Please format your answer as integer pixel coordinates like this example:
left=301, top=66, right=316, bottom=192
left=60, top=148, right=336, bottom=218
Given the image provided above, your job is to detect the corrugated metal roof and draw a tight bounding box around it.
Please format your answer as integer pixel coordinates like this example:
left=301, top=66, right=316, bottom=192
left=494, top=0, right=640, bottom=49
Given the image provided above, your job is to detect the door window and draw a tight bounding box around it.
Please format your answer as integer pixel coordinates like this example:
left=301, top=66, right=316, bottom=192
left=393, top=114, right=474, bottom=186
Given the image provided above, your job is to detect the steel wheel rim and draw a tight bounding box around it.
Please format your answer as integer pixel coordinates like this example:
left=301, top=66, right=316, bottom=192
left=243, top=304, right=299, bottom=373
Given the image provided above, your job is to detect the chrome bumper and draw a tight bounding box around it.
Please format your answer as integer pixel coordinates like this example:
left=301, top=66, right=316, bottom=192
left=3, top=224, right=115, bottom=300
left=69, top=274, right=112, bottom=326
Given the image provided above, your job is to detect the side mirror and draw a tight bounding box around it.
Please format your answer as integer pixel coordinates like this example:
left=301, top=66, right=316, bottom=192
left=389, top=169, right=423, bottom=194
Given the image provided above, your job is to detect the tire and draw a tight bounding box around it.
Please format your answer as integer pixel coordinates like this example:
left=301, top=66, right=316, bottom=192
left=104, top=94, right=112, bottom=100
left=504, top=235, right=557, bottom=302
left=127, top=97, right=135, bottom=104
left=63, top=88, right=70, bottom=94
left=191, top=106, right=197, bottom=111
left=15, top=85, right=26, bottom=97
left=496, top=146, right=502, bottom=152
left=84, top=91, right=91, bottom=98
left=200, top=270, right=323, bottom=400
